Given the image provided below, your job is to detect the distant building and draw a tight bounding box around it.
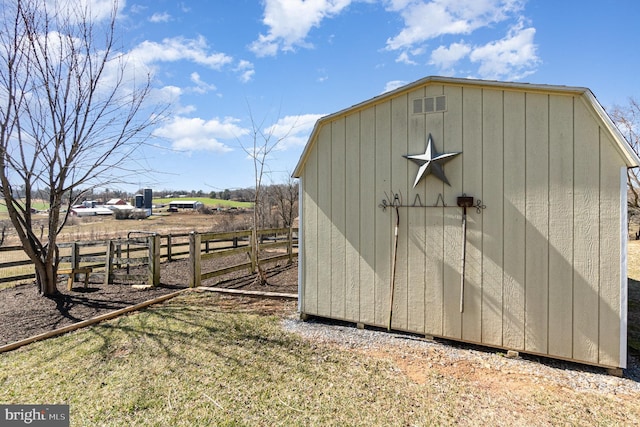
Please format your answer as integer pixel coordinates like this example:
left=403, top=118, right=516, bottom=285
left=169, top=201, right=203, bottom=211
left=106, top=198, right=128, bottom=206
left=71, top=206, right=113, bottom=216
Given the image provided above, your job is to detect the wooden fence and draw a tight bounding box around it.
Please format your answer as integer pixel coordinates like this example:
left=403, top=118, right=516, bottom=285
left=0, top=228, right=298, bottom=288
left=189, top=228, right=298, bottom=287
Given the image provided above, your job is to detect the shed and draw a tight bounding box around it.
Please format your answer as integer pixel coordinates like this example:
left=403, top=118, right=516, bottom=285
left=292, top=76, right=640, bottom=369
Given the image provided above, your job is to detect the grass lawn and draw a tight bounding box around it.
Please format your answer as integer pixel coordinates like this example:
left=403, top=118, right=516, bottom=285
left=0, top=294, right=443, bottom=426
left=1, top=291, right=639, bottom=426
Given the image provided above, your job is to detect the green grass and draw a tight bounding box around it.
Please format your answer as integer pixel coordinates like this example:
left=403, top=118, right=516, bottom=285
left=0, top=294, right=436, bottom=426
left=0, top=200, right=50, bottom=213
left=1, top=292, right=638, bottom=426
left=154, top=197, right=253, bottom=209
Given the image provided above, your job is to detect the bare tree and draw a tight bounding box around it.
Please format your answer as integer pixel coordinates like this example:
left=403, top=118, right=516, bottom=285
left=270, top=176, right=299, bottom=229
left=0, top=0, right=162, bottom=295
left=239, top=107, right=296, bottom=285
left=610, top=98, right=640, bottom=208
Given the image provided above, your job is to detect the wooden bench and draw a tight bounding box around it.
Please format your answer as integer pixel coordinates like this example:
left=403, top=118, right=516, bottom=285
left=59, top=267, right=93, bottom=291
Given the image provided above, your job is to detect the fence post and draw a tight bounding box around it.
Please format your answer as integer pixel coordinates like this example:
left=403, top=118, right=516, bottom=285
left=71, top=242, right=79, bottom=282
left=104, top=240, right=114, bottom=285
left=115, top=240, right=122, bottom=269
left=287, top=227, right=293, bottom=263
left=189, top=231, right=201, bottom=287
left=148, top=234, right=161, bottom=287
left=166, top=234, right=172, bottom=262
left=250, top=228, right=257, bottom=274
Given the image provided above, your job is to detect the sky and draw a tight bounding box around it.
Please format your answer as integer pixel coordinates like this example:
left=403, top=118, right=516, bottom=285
left=84, top=0, right=640, bottom=193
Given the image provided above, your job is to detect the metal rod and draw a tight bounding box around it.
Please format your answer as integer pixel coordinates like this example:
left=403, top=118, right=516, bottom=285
left=460, top=206, right=467, bottom=313
left=388, top=205, right=400, bottom=331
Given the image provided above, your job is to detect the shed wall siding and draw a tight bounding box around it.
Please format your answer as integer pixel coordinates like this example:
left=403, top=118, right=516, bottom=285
left=299, top=83, right=627, bottom=368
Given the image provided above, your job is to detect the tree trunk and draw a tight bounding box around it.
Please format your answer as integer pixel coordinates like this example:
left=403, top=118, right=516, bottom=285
left=34, top=258, right=58, bottom=295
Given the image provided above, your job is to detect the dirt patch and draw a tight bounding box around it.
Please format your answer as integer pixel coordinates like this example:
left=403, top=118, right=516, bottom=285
left=0, top=257, right=298, bottom=347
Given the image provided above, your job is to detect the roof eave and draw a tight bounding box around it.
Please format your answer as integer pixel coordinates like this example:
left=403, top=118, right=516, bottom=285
left=583, top=90, right=640, bottom=168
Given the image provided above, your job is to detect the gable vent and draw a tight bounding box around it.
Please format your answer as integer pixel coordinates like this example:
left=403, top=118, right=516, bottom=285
left=413, top=95, right=447, bottom=114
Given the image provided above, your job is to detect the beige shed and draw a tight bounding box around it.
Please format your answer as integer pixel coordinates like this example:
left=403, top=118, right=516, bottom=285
left=293, top=76, right=640, bottom=369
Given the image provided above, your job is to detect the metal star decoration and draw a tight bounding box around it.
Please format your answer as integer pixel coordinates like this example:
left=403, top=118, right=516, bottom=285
left=404, top=134, right=461, bottom=188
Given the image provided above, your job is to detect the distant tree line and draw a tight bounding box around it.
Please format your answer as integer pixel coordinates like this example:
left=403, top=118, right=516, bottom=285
left=196, top=179, right=299, bottom=230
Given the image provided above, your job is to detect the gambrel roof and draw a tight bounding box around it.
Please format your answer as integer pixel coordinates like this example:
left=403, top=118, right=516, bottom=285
left=293, top=76, right=640, bottom=177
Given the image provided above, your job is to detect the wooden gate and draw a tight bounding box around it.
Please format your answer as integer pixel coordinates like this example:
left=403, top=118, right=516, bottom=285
left=104, top=232, right=160, bottom=287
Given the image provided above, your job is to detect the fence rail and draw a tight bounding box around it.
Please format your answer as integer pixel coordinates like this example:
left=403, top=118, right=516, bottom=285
left=189, top=227, right=298, bottom=287
left=0, top=228, right=298, bottom=289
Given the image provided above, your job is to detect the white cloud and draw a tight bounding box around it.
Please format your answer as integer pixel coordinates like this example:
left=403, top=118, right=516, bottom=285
left=385, top=0, right=525, bottom=50
left=153, top=116, right=248, bottom=152
left=248, top=0, right=537, bottom=80
left=149, top=12, right=171, bottom=23
left=190, top=72, right=217, bottom=94
left=149, top=86, right=195, bottom=115
left=469, top=22, right=539, bottom=80
left=265, top=114, right=325, bottom=150
left=382, top=0, right=538, bottom=80
left=45, top=0, right=124, bottom=22
left=429, top=41, right=471, bottom=72
left=250, top=0, right=353, bottom=56
left=396, top=51, right=417, bottom=65
left=235, top=60, right=255, bottom=83
left=155, top=113, right=322, bottom=155
left=128, top=36, right=233, bottom=70
left=129, top=4, right=146, bottom=14
left=383, top=80, right=407, bottom=93
left=155, top=85, right=182, bottom=103
left=387, top=0, right=523, bottom=50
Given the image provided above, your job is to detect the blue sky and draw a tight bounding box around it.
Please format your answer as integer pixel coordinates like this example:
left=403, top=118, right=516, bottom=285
left=99, top=0, right=640, bottom=192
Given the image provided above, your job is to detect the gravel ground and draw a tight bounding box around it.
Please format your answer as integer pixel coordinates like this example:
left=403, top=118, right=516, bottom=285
left=282, top=316, right=640, bottom=397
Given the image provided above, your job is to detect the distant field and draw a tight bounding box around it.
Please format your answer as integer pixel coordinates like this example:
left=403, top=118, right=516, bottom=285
left=0, top=198, right=252, bottom=214
left=0, top=200, right=50, bottom=213
left=154, top=197, right=253, bottom=209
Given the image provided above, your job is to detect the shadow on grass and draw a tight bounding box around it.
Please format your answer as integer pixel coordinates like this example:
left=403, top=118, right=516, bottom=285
left=82, top=295, right=302, bottom=372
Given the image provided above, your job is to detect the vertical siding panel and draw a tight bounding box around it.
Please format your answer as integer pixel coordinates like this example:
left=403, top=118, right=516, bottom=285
left=331, top=119, right=346, bottom=319
left=461, top=87, right=483, bottom=343
left=316, top=125, right=333, bottom=317
left=481, top=89, right=504, bottom=346
left=375, top=102, right=392, bottom=327
left=360, top=108, right=376, bottom=324
left=423, top=85, right=446, bottom=336
left=598, top=130, right=622, bottom=366
left=407, top=87, right=427, bottom=334
left=345, top=113, right=361, bottom=321
left=502, top=91, right=526, bottom=350
left=443, top=85, right=463, bottom=339
left=573, top=99, right=600, bottom=364
left=548, top=95, right=574, bottom=358
left=524, top=92, right=549, bottom=355
left=390, top=96, right=409, bottom=330
left=302, top=142, right=319, bottom=315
